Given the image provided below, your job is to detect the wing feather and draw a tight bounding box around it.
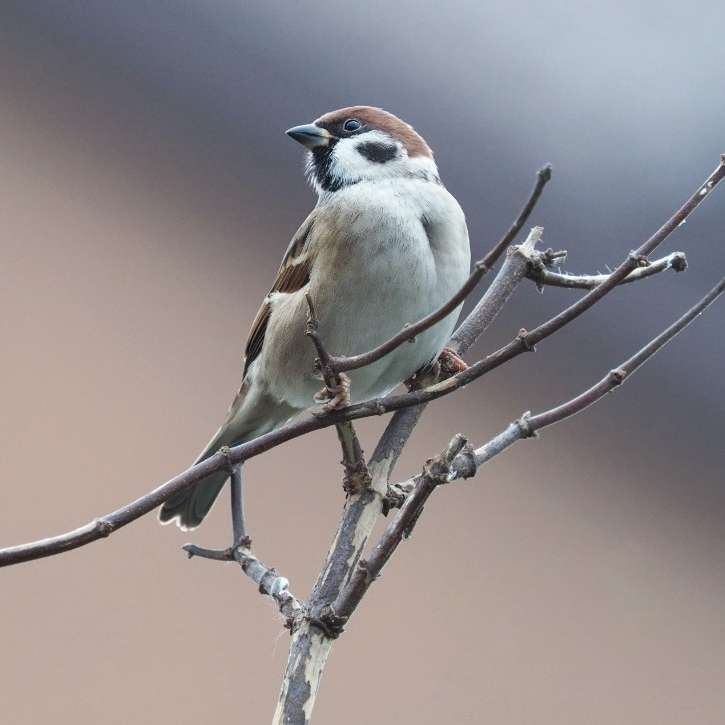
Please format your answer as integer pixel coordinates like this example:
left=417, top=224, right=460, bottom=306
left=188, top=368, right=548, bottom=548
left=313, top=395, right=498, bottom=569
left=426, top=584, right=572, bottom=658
left=242, top=213, right=316, bottom=375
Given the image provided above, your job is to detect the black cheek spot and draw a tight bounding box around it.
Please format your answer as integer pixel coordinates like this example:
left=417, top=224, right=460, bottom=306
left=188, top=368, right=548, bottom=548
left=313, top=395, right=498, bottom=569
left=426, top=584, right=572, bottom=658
left=357, top=141, right=398, bottom=164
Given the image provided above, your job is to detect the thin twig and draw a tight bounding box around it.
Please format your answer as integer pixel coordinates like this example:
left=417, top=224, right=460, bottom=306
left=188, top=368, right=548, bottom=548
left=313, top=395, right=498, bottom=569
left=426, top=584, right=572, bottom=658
left=450, top=272, right=725, bottom=476
left=523, top=159, right=725, bottom=346
left=233, top=546, right=303, bottom=627
left=450, top=226, right=543, bottom=354
left=230, top=465, right=246, bottom=545
left=528, top=251, right=687, bottom=290
left=184, top=533, right=303, bottom=624
left=329, top=259, right=489, bottom=372
left=303, top=291, right=335, bottom=373
left=429, top=159, right=725, bottom=394
left=182, top=544, right=232, bottom=560
left=484, top=164, right=553, bottom=267
left=526, top=273, right=725, bottom=430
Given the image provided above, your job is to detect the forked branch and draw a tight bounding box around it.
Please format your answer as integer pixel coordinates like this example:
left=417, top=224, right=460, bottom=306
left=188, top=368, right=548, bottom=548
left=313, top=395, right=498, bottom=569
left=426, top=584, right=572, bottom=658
left=332, top=272, right=725, bottom=621
left=527, top=251, right=687, bottom=290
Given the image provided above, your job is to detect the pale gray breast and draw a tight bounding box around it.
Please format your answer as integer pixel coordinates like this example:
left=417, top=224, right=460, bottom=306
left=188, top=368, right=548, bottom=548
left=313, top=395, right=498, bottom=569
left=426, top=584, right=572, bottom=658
left=256, top=178, right=470, bottom=408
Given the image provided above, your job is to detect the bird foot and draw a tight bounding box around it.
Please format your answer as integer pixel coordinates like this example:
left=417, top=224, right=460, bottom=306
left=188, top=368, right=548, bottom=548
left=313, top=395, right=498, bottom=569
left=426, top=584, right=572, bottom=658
left=405, top=347, right=468, bottom=389
left=312, top=373, right=351, bottom=414
left=437, top=346, right=468, bottom=377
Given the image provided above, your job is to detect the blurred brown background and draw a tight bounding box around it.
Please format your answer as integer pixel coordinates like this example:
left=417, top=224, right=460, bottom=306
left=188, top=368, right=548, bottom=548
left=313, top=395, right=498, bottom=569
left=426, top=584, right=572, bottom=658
left=1, top=2, right=724, bottom=723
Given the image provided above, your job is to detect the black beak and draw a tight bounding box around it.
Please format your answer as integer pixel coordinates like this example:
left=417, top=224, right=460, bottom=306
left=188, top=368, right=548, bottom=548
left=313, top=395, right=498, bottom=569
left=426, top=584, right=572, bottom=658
left=286, top=123, right=333, bottom=149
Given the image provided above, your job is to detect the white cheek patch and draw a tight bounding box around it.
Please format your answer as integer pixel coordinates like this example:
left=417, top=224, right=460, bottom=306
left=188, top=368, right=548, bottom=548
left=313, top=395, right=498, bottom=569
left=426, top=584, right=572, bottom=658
left=306, top=131, right=441, bottom=194
left=332, top=131, right=406, bottom=184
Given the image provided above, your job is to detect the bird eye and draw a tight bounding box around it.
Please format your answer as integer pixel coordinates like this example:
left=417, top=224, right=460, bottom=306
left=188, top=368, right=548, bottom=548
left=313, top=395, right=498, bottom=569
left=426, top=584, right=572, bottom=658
left=343, top=119, right=362, bottom=132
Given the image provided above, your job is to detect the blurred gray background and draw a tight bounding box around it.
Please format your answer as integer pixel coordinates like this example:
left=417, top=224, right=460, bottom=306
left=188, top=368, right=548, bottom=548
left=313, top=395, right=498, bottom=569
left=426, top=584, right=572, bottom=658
left=1, top=2, right=724, bottom=723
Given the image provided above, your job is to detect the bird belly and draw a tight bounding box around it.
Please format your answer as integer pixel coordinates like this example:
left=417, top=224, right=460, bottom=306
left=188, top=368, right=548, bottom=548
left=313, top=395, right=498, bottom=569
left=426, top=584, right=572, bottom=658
left=257, top=222, right=467, bottom=407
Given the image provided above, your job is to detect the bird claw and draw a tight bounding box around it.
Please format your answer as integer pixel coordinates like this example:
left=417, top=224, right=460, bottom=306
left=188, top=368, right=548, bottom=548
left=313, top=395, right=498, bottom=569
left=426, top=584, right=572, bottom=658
left=312, top=373, right=351, bottom=414
left=405, top=347, right=468, bottom=389
left=437, top=346, right=468, bottom=377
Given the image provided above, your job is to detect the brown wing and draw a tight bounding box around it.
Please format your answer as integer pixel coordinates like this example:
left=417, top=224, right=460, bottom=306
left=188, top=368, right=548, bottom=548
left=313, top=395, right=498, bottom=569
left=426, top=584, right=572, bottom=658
left=242, top=213, right=316, bottom=376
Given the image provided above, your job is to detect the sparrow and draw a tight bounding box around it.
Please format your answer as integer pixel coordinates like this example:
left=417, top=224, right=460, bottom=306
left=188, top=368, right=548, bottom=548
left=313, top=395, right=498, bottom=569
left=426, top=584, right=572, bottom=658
left=159, top=106, right=471, bottom=530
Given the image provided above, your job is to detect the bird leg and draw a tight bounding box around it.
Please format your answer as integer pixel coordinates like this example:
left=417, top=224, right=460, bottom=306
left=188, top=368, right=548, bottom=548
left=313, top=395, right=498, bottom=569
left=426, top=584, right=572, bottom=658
left=313, top=372, right=352, bottom=413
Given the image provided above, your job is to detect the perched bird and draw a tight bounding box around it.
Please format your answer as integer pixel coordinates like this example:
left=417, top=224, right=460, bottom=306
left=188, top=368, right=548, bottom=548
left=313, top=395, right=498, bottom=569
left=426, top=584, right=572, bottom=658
left=159, top=106, right=471, bottom=530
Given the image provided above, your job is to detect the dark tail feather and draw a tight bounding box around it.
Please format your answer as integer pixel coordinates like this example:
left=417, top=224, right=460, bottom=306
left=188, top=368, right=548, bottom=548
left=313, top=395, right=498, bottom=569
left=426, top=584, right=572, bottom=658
left=158, top=428, right=236, bottom=530
left=160, top=383, right=297, bottom=530
left=158, top=469, right=230, bottom=530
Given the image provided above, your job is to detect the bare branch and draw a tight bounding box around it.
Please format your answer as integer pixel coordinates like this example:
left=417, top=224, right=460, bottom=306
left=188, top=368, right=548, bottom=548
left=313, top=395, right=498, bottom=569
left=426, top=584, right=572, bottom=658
left=182, top=462, right=247, bottom=556
left=271, top=435, right=472, bottom=724
left=330, top=259, right=489, bottom=373
left=398, top=157, right=725, bottom=403
left=363, top=228, right=541, bottom=494
left=485, top=163, right=553, bottom=267
left=273, top=461, right=390, bottom=724
left=183, top=544, right=233, bottom=561
left=234, top=545, right=303, bottom=627
left=450, top=272, right=725, bottom=476
left=184, top=535, right=303, bottom=625
left=526, top=273, right=725, bottom=431
left=331, top=435, right=471, bottom=622
left=155, top=433, right=304, bottom=636
left=450, top=226, right=543, bottom=354
left=230, top=464, right=246, bottom=544
left=524, top=158, right=724, bottom=345
left=528, top=251, right=687, bottom=290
